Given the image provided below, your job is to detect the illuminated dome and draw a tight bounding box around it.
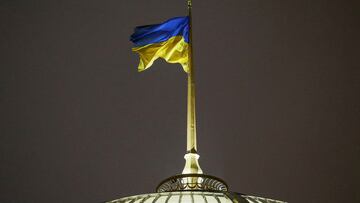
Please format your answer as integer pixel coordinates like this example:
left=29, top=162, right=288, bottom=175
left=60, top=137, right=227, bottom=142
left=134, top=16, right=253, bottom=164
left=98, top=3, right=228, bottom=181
left=107, top=191, right=284, bottom=203
left=106, top=173, right=285, bottom=203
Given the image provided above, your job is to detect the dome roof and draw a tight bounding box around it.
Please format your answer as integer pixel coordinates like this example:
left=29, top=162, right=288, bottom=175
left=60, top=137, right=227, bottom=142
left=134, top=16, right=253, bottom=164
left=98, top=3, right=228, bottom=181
left=106, top=191, right=285, bottom=203
left=106, top=174, right=285, bottom=203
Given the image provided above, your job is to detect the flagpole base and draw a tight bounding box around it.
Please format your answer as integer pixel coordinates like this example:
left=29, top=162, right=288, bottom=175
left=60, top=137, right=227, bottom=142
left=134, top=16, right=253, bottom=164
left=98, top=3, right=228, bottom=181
left=182, top=153, right=203, bottom=174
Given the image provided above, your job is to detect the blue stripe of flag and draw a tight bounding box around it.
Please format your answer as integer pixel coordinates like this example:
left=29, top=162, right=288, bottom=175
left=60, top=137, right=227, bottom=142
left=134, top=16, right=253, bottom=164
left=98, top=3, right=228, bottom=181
left=130, top=16, right=189, bottom=47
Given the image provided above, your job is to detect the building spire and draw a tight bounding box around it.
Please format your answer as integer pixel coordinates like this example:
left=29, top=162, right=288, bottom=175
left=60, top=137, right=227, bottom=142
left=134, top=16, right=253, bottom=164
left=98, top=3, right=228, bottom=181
left=182, top=0, right=203, bottom=174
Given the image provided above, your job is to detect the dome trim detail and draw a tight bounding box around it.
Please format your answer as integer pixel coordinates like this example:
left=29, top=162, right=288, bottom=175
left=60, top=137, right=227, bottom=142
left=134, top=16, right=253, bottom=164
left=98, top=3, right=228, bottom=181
left=156, top=174, right=228, bottom=192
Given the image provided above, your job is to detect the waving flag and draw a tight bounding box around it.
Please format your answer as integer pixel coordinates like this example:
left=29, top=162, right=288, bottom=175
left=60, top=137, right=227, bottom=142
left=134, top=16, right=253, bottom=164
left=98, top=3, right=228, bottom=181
left=130, top=16, right=190, bottom=73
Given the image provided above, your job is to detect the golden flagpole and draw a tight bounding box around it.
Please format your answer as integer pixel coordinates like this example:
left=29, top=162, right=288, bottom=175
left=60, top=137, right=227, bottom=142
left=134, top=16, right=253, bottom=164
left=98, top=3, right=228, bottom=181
left=187, top=0, right=196, bottom=154
left=182, top=0, right=203, bottom=174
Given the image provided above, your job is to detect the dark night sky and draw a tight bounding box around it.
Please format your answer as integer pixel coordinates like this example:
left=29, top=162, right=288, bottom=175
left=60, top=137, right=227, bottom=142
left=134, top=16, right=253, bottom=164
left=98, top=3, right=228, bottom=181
left=1, top=0, right=359, bottom=202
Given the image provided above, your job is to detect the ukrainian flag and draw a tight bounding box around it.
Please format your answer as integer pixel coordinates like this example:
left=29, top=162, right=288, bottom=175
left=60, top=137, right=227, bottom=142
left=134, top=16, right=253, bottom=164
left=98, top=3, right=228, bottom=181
left=130, top=16, right=190, bottom=73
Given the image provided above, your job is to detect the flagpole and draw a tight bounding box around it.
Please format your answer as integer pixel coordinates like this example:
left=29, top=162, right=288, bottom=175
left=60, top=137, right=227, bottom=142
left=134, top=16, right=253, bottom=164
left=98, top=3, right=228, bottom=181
left=182, top=0, right=203, bottom=174
left=187, top=0, right=196, bottom=153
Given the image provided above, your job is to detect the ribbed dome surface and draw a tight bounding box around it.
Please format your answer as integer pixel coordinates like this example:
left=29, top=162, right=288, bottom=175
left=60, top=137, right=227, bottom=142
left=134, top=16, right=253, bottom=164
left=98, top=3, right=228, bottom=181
left=106, top=191, right=285, bottom=203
